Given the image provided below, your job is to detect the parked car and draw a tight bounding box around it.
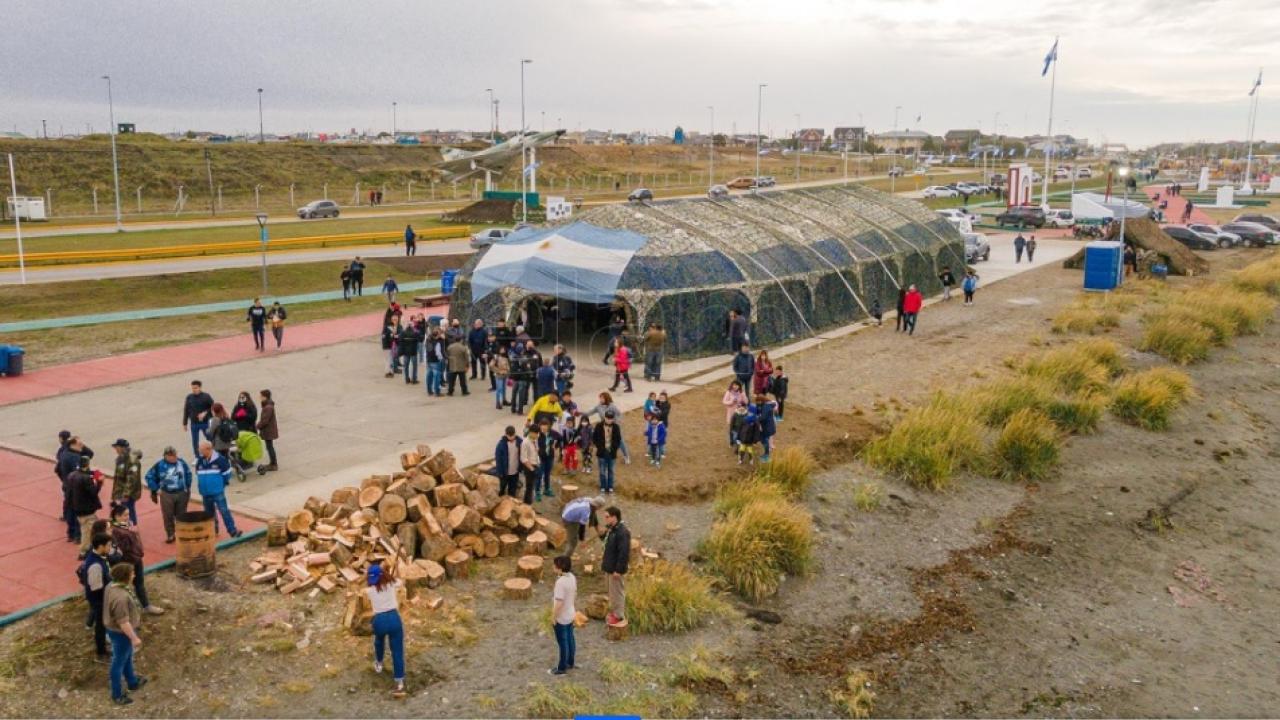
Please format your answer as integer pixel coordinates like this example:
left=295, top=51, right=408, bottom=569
left=990, top=173, right=1007, bottom=185
left=937, top=208, right=978, bottom=223
left=757, top=176, right=777, bottom=187
left=923, top=185, right=959, bottom=198
left=1164, top=226, right=1217, bottom=251
left=1187, top=223, right=1241, bottom=248
left=469, top=227, right=512, bottom=250
left=296, top=199, right=340, bottom=219
left=1076, top=167, right=1093, bottom=179
left=1232, top=213, right=1280, bottom=232
left=1045, top=209, right=1074, bottom=228
left=887, top=166, right=905, bottom=177
left=628, top=187, right=654, bottom=202
left=1053, top=168, right=1071, bottom=180
left=963, top=232, right=991, bottom=262
left=954, top=182, right=983, bottom=195
left=708, top=184, right=729, bottom=199
left=912, top=166, right=928, bottom=176
left=995, top=206, right=1047, bottom=228
left=727, top=177, right=757, bottom=189
left=1222, top=221, right=1280, bottom=247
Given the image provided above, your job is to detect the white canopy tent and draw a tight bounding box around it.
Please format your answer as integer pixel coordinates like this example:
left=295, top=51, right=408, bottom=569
left=1071, top=192, right=1148, bottom=221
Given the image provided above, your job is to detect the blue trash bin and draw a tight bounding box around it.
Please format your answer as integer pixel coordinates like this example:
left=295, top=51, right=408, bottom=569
left=0, top=345, right=10, bottom=375
left=0, top=346, right=23, bottom=377
left=441, top=269, right=459, bottom=296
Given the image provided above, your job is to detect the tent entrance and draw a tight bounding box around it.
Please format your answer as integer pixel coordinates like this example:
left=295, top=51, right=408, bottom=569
left=514, top=296, right=632, bottom=362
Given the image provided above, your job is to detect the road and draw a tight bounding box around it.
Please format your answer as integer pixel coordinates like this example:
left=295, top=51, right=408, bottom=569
left=0, top=239, right=472, bottom=284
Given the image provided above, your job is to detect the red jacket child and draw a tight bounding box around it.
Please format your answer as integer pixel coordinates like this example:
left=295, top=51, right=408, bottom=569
left=614, top=344, right=631, bottom=372
left=903, top=288, right=923, bottom=314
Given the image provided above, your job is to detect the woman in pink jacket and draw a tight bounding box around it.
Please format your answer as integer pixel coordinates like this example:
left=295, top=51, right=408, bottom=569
left=722, top=380, right=747, bottom=447
left=752, top=350, right=774, bottom=396
left=608, top=338, right=633, bottom=392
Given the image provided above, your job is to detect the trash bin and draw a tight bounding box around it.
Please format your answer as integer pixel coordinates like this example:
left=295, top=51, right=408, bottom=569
left=441, top=269, right=459, bottom=296
left=0, top=346, right=22, bottom=377
left=1150, top=263, right=1169, bottom=281
left=175, top=510, right=217, bottom=578
left=0, top=346, right=10, bottom=375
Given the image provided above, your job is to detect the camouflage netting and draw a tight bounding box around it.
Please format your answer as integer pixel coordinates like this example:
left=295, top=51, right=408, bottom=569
left=449, top=186, right=966, bottom=357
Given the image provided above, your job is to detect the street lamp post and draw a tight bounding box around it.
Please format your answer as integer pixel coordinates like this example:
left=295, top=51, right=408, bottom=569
left=794, top=113, right=801, bottom=182
left=257, top=88, right=264, bottom=144
left=755, top=83, right=767, bottom=194
left=520, top=58, right=532, bottom=223
left=256, top=212, right=269, bottom=295
left=485, top=88, right=494, bottom=143
left=707, top=105, right=715, bottom=186
left=101, top=75, right=124, bottom=232
left=392, top=101, right=397, bottom=138
left=1117, top=166, right=1130, bottom=247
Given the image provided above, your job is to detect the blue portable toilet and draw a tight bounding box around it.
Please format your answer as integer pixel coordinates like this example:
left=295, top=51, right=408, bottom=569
left=1082, top=241, right=1123, bottom=292
left=440, top=269, right=460, bottom=296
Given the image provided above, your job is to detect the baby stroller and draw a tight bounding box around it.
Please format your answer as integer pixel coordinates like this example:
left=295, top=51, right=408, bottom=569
left=230, top=430, right=267, bottom=482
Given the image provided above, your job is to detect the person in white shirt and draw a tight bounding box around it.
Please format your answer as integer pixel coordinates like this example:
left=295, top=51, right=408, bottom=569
left=549, top=555, right=578, bottom=675
left=365, top=564, right=406, bottom=694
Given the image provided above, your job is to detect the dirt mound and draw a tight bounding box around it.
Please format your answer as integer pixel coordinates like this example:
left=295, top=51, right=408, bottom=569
left=1062, top=218, right=1209, bottom=276
left=441, top=199, right=517, bottom=224
left=376, top=253, right=472, bottom=277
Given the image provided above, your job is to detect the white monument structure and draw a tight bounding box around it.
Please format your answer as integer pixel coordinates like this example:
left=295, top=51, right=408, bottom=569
left=1007, top=163, right=1035, bottom=207
left=1197, top=166, right=1209, bottom=193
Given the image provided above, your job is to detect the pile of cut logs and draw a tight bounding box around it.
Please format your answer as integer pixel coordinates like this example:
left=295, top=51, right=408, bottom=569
left=248, top=445, right=573, bottom=631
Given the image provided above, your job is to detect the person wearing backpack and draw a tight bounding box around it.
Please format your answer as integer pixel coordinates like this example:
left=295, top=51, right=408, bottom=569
left=79, top=533, right=114, bottom=663
left=962, top=269, right=980, bottom=306
left=208, top=404, right=238, bottom=456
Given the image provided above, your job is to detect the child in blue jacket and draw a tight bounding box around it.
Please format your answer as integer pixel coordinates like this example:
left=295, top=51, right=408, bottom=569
left=645, top=415, right=668, bottom=468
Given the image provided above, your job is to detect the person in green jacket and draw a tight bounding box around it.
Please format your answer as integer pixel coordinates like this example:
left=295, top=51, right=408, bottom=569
left=110, top=439, right=143, bottom=526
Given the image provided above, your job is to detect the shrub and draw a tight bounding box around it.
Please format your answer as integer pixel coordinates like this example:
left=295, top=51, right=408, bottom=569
left=1021, top=346, right=1111, bottom=395
left=829, top=670, right=877, bottom=719
left=1232, top=256, right=1280, bottom=296
left=852, top=481, right=882, bottom=512
left=1139, top=316, right=1212, bottom=364
left=1110, top=367, right=1195, bottom=430
left=754, top=445, right=817, bottom=497
left=666, top=645, right=736, bottom=689
left=1043, top=392, right=1107, bottom=435
left=713, top=478, right=788, bottom=518
left=525, top=682, right=594, bottom=718
left=974, top=376, right=1055, bottom=428
left=625, top=560, right=729, bottom=635
left=991, top=409, right=1060, bottom=481
left=1180, top=287, right=1276, bottom=337
left=1051, top=304, right=1121, bottom=335
left=861, top=394, right=986, bottom=491
left=701, top=497, right=813, bottom=601
left=1072, top=338, right=1128, bottom=377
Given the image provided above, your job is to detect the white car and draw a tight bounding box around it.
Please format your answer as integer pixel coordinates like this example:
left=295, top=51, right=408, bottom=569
left=963, top=232, right=991, bottom=262
left=954, top=182, right=984, bottom=195
left=1045, top=209, right=1074, bottom=228
left=1053, top=169, right=1071, bottom=180
left=923, top=185, right=959, bottom=198
left=469, top=227, right=512, bottom=249
left=1076, top=167, right=1093, bottom=179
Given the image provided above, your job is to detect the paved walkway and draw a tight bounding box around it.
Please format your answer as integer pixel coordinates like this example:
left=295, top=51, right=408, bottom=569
left=0, top=448, right=261, bottom=618
left=1143, top=185, right=1214, bottom=224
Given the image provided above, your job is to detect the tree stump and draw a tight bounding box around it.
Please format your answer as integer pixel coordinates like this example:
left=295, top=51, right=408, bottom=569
left=358, top=485, right=385, bottom=509
left=605, top=618, right=629, bottom=642
left=266, top=518, right=289, bottom=546
left=542, top=522, right=568, bottom=550
left=516, top=554, right=545, bottom=582
left=286, top=509, right=314, bottom=535
left=584, top=593, right=610, bottom=620
left=444, top=549, right=472, bottom=579
left=559, top=484, right=580, bottom=505
left=499, top=533, right=522, bottom=556
left=523, top=531, right=548, bottom=555
left=502, top=577, right=533, bottom=600
left=400, top=560, right=429, bottom=587
left=378, top=493, right=407, bottom=524
left=420, top=533, right=457, bottom=563
left=480, top=531, right=500, bottom=559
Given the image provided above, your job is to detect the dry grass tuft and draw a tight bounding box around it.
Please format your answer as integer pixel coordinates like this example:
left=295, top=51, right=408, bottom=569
left=754, top=445, right=817, bottom=497
left=861, top=393, right=986, bottom=491
left=626, top=560, right=730, bottom=634
left=852, top=481, right=882, bottom=512
left=701, top=497, right=813, bottom=601
left=1139, top=316, right=1213, bottom=364
left=1110, top=367, right=1195, bottom=430
left=1051, top=303, right=1121, bottom=335
left=1021, top=345, right=1112, bottom=395
left=829, top=670, right=877, bottom=719
left=1232, top=255, right=1280, bottom=296
left=991, top=409, right=1060, bottom=481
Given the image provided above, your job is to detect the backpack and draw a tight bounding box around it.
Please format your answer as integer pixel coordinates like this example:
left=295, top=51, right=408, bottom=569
left=215, top=420, right=238, bottom=444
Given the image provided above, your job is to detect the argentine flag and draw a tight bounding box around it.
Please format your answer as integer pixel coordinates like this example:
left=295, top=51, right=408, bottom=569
left=1249, top=69, right=1262, bottom=96
left=1042, top=38, right=1059, bottom=77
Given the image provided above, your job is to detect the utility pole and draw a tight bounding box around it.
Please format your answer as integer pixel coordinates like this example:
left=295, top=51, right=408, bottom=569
left=257, top=88, right=264, bottom=144
left=755, top=83, right=767, bottom=193
left=707, top=105, right=715, bottom=186
left=520, top=58, right=532, bottom=223
left=392, top=101, right=397, bottom=138
left=41, top=119, right=47, bottom=139
left=102, top=75, right=123, bottom=232
left=204, top=148, right=215, bottom=216
left=485, top=88, right=495, bottom=142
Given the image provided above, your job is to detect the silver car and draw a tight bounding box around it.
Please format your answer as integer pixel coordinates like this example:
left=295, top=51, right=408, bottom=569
left=1187, top=223, right=1241, bottom=248
left=708, top=184, right=729, bottom=199
left=469, top=227, right=512, bottom=250
left=297, top=199, right=340, bottom=219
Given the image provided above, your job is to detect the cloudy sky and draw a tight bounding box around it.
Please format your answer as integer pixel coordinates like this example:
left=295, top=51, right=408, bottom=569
left=2, top=0, right=1275, bottom=146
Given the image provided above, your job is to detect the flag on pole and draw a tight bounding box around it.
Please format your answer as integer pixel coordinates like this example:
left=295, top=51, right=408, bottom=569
left=948, top=154, right=956, bottom=163
left=1042, top=37, right=1059, bottom=77
left=522, top=161, right=541, bottom=177
left=915, top=114, right=922, bottom=123
left=1249, top=69, right=1262, bottom=96
left=968, top=151, right=979, bottom=160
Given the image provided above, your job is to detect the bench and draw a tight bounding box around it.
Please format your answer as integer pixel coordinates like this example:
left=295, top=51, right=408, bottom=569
left=413, top=293, right=450, bottom=308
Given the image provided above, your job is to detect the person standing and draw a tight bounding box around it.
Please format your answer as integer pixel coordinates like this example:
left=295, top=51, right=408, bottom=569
left=586, top=391, right=630, bottom=465
left=561, top=495, right=604, bottom=558
left=381, top=275, right=399, bottom=303
left=404, top=224, right=417, bottom=256
left=768, top=365, right=789, bottom=422
left=549, top=555, right=577, bottom=675
left=182, top=380, right=214, bottom=457
left=231, top=392, right=258, bottom=433
left=144, top=446, right=192, bottom=544
left=256, top=389, right=280, bottom=473
left=382, top=317, right=402, bottom=379
left=602, top=314, right=625, bottom=364
left=246, top=298, right=268, bottom=352
left=349, top=257, right=366, bottom=296
left=340, top=265, right=352, bottom=301
left=895, top=287, right=908, bottom=332
left=1123, top=243, right=1138, bottom=276
left=262, top=301, right=286, bottom=350
left=962, top=269, right=980, bottom=306
left=645, top=414, right=667, bottom=468
left=592, top=410, right=623, bottom=493
left=752, top=350, right=774, bottom=396
left=551, top=344, right=576, bottom=397
left=901, top=284, right=923, bottom=336
left=1182, top=199, right=1194, bottom=223
left=468, top=319, right=488, bottom=381
left=494, top=426, right=523, bottom=497
left=509, top=345, right=532, bottom=415
left=366, top=564, right=407, bottom=696
left=69, top=455, right=103, bottom=558
left=79, top=533, right=113, bottom=663
left=425, top=328, right=446, bottom=397
left=109, top=439, right=143, bottom=526
left=520, top=424, right=543, bottom=505
left=446, top=338, right=470, bottom=396
left=534, top=419, right=557, bottom=501
left=103, top=563, right=148, bottom=705
left=108, top=503, right=164, bottom=616
left=58, top=433, right=94, bottom=544
left=609, top=339, right=634, bottom=393
left=755, top=393, right=779, bottom=462
left=1013, top=233, right=1027, bottom=263
left=398, top=321, right=421, bottom=384
left=195, top=442, right=241, bottom=538
left=722, top=381, right=747, bottom=447
left=728, top=309, right=749, bottom=353
left=870, top=295, right=884, bottom=326
left=732, top=344, right=755, bottom=392
left=937, top=265, right=956, bottom=301
left=642, top=323, right=667, bottom=381
left=1026, top=235, right=1038, bottom=263
left=489, top=347, right=510, bottom=409
left=597, top=506, right=631, bottom=625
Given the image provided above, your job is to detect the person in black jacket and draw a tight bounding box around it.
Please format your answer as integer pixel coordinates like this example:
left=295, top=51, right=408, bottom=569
left=591, top=411, right=624, bottom=493
left=69, top=454, right=103, bottom=558
left=597, top=506, right=631, bottom=625
left=767, top=365, right=789, bottom=422
left=467, top=319, right=488, bottom=381
left=57, top=432, right=93, bottom=542
left=398, top=321, right=421, bottom=384
left=732, top=344, right=755, bottom=392
left=181, top=380, right=214, bottom=457
left=246, top=297, right=268, bottom=351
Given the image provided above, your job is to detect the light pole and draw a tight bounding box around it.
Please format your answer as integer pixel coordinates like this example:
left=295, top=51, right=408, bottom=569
left=520, top=58, right=532, bottom=223
left=102, top=75, right=123, bottom=232
left=1117, top=166, right=1130, bottom=246
left=707, top=105, right=715, bottom=186
left=392, top=101, right=397, bottom=138
left=257, top=88, right=264, bottom=144
left=793, top=113, right=801, bottom=183
left=256, top=212, right=269, bottom=295
left=485, top=88, right=494, bottom=142
left=755, top=83, right=767, bottom=193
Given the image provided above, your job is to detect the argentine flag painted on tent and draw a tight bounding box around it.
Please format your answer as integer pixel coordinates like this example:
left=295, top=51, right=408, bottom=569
left=471, top=222, right=648, bottom=304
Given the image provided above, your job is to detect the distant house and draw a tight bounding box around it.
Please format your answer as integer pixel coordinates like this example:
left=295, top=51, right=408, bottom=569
left=944, top=129, right=981, bottom=152
left=873, top=130, right=932, bottom=154
left=832, top=127, right=866, bottom=151
left=796, top=128, right=825, bottom=152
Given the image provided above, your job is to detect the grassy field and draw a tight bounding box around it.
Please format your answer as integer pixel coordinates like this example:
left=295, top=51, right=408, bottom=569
left=1199, top=195, right=1277, bottom=223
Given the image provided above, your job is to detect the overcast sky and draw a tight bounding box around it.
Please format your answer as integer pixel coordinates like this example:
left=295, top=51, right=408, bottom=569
left=2, top=0, right=1275, bottom=147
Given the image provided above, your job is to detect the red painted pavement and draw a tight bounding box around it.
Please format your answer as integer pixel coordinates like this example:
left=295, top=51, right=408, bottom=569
left=1144, top=185, right=1214, bottom=225
left=0, top=304, right=448, bottom=407
left=0, top=449, right=262, bottom=617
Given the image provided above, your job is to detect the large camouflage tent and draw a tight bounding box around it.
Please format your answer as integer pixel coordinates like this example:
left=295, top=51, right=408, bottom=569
left=448, top=185, right=967, bottom=357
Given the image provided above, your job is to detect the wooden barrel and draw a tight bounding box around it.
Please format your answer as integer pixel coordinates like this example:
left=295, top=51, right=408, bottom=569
left=175, top=510, right=217, bottom=578
left=266, top=518, right=289, bottom=546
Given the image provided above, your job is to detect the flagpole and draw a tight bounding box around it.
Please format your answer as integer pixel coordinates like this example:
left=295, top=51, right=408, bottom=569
left=1041, top=36, right=1058, bottom=209
left=1242, top=68, right=1261, bottom=195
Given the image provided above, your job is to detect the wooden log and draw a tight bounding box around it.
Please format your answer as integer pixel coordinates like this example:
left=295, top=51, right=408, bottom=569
left=543, top=522, right=568, bottom=550
left=415, top=559, right=446, bottom=588
left=330, top=486, right=361, bottom=508
left=386, top=479, right=416, bottom=501
left=286, top=510, right=314, bottom=535
left=416, top=510, right=444, bottom=538
left=407, top=469, right=437, bottom=494
left=423, top=449, right=456, bottom=477
left=492, top=496, right=516, bottom=526
left=358, top=485, right=385, bottom=509
left=523, top=531, right=548, bottom=555
left=400, top=450, right=423, bottom=471
left=330, top=543, right=352, bottom=568
left=378, top=494, right=408, bottom=525
left=447, top=505, right=483, bottom=535
left=432, top=483, right=466, bottom=508
left=266, top=518, right=289, bottom=546
left=444, top=549, right=472, bottom=579
left=360, top=475, right=391, bottom=491
left=480, top=530, right=500, bottom=559
left=502, top=577, right=533, bottom=600
left=251, top=569, right=277, bottom=584
left=440, top=465, right=465, bottom=487
left=430, top=506, right=453, bottom=535
left=465, top=489, right=494, bottom=515
left=584, top=594, right=610, bottom=620
left=406, top=495, right=431, bottom=523
left=499, top=533, right=522, bottom=557
left=400, top=561, right=429, bottom=587
left=396, top=523, right=418, bottom=558
left=415, top=443, right=432, bottom=460
left=605, top=618, right=629, bottom=641
left=454, top=533, right=485, bottom=557
left=516, top=505, right=537, bottom=532
left=559, top=484, right=580, bottom=505
left=303, top=496, right=328, bottom=518
left=516, top=554, right=545, bottom=582
left=475, top=472, right=501, bottom=496
left=304, top=552, right=331, bottom=567
left=317, top=576, right=338, bottom=593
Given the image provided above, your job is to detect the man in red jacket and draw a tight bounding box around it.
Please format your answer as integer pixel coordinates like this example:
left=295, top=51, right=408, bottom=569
left=901, top=284, right=923, bottom=336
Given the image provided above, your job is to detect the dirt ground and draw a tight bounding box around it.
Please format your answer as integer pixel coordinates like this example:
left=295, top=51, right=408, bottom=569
left=2, top=247, right=1278, bottom=718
